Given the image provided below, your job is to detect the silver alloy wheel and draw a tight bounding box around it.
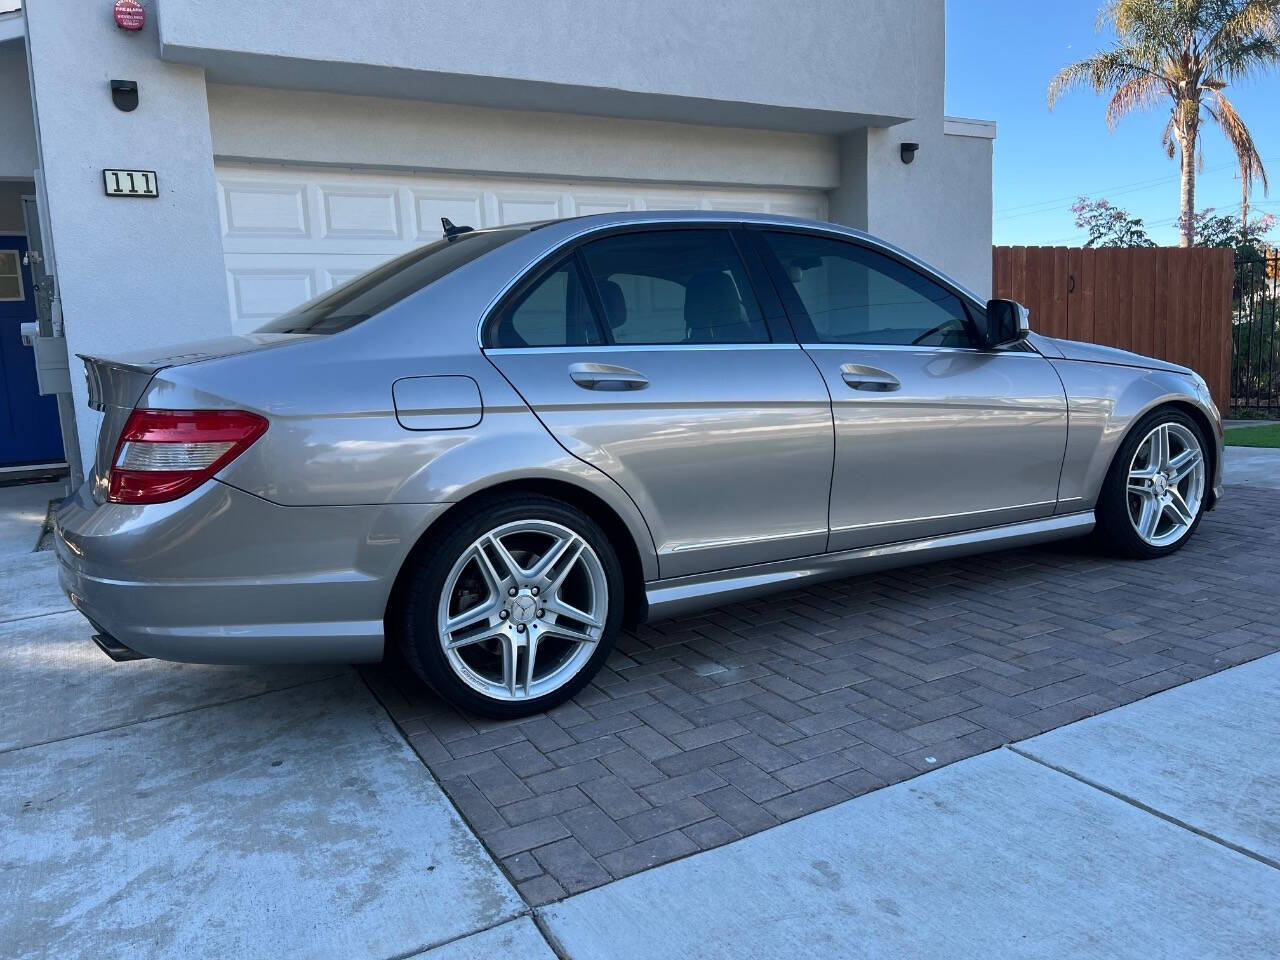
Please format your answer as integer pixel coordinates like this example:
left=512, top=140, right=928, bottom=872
left=437, top=519, right=608, bottom=702
left=1126, top=421, right=1206, bottom=547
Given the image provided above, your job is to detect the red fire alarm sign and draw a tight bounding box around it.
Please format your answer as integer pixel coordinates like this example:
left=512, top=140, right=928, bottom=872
left=113, top=0, right=145, bottom=31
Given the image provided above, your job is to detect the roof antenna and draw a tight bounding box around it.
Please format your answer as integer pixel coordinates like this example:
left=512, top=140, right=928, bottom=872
left=441, top=217, right=474, bottom=239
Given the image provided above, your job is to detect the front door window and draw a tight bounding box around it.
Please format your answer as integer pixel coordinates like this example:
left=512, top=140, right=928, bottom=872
left=763, top=231, right=974, bottom=348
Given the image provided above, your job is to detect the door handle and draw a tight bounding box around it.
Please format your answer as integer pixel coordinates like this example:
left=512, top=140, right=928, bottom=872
left=569, top=362, right=649, bottom=391
left=840, top=364, right=900, bottom=392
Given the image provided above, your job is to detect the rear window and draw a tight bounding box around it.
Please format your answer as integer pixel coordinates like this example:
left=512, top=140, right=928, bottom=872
left=258, top=228, right=524, bottom=334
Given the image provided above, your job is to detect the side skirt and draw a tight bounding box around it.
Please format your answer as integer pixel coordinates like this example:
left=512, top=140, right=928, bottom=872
left=644, top=512, right=1095, bottom=622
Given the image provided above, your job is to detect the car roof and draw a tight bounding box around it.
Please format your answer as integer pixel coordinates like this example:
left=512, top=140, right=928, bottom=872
left=505, top=210, right=985, bottom=307
left=520, top=208, right=858, bottom=235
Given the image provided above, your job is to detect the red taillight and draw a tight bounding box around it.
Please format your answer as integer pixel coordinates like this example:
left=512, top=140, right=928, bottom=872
left=107, top=409, right=268, bottom=504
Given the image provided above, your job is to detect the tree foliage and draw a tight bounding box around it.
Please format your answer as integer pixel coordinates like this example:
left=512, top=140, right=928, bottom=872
left=1072, top=197, right=1158, bottom=246
left=1049, top=1, right=1280, bottom=246
left=1182, top=208, right=1277, bottom=258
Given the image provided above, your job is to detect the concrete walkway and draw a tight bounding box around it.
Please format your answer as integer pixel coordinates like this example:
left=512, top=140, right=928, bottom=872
left=541, top=653, right=1280, bottom=959
left=0, top=483, right=542, bottom=960
left=1223, top=419, right=1279, bottom=428
left=3, top=467, right=1277, bottom=959
left=1224, top=445, right=1280, bottom=491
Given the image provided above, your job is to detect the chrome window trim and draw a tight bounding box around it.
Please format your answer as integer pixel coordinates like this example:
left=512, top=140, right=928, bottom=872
left=474, top=214, right=991, bottom=350
left=484, top=342, right=802, bottom=356
left=799, top=342, right=1046, bottom=357
left=478, top=220, right=774, bottom=351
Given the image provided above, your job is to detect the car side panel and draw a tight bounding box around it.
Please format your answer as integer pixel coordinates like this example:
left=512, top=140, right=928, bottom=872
left=1052, top=360, right=1224, bottom=513
left=488, top=344, right=835, bottom=579
left=145, top=336, right=661, bottom=581
left=807, top=344, right=1068, bottom=551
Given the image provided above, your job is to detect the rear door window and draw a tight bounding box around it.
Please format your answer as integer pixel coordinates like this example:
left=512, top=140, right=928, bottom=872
left=579, top=230, right=770, bottom=345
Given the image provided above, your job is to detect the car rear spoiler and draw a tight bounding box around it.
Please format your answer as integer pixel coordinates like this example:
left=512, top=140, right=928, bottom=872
left=79, top=354, right=165, bottom=412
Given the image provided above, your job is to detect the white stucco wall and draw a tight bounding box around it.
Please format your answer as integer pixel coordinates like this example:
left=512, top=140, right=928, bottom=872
left=23, top=1, right=231, bottom=471
left=0, top=44, right=37, bottom=178
left=821, top=2, right=994, bottom=296
left=159, top=0, right=935, bottom=132
left=861, top=121, right=995, bottom=297
left=934, top=128, right=995, bottom=298
left=206, top=85, right=839, bottom=191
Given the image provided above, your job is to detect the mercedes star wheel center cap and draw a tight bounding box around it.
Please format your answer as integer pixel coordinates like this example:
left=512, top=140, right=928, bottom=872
left=510, top=594, right=537, bottom=624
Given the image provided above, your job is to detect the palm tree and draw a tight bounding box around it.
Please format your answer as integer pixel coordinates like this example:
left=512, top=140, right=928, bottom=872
left=1049, top=0, right=1280, bottom=246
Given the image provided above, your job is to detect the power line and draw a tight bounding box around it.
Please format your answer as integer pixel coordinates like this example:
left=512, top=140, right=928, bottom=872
left=997, top=179, right=1175, bottom=222
left=994, top=156, right=1279, bottom=222
left=996, top=172, right=1189, bottom=218
left=1145, top=198, right=1248, bottom=228
left=1019, top=197, right=1277, bottom=245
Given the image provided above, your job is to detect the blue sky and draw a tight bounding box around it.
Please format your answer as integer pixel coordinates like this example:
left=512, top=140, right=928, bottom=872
left=946, top=0, right=1280, bottom=246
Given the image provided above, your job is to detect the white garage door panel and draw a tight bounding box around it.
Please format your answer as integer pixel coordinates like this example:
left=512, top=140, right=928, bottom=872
left=216, top=163, right=827, bottom=332
left=229, top=269, right=315, bottom=322
left=221, top=181, right=311, bottom=238
left=322, top=187, right=402, bottom=239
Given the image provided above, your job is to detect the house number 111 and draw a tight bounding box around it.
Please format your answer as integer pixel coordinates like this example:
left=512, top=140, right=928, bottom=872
left=103, top=169, right=159, bottom=198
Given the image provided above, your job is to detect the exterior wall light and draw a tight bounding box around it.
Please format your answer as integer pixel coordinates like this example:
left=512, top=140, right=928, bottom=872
left=900, top=142, right=920, bottom=165
left=111, top=80, right=139, bottom=112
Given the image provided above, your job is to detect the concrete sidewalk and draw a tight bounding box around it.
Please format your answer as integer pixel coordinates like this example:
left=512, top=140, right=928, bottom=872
left=1223, top=445, right=1280, bottom=490
left=542, top=653, right=1280, bottom=958
left=0, top=483, right=542, bottom=960
left=3, top=457, right=1276, bottom=958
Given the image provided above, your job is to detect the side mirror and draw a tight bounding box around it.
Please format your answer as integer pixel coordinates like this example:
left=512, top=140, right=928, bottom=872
left=980, top=298, right=1030, bottom=349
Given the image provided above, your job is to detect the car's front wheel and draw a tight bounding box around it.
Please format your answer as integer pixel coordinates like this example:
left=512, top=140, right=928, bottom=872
left=1095, top=408, right=1209, bottom=559
left=395, top=495, right=623, bottom=718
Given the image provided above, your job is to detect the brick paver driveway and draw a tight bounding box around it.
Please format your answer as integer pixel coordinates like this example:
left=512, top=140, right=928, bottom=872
left=363, top=486, right=1280, bottom=905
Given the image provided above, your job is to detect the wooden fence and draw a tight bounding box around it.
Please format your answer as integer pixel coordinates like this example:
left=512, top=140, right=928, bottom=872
left=992, top=246, right=1234, bottom=411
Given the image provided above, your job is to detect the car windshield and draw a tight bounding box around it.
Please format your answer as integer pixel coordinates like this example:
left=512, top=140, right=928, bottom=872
left=258, top=228, right=526, bottom=334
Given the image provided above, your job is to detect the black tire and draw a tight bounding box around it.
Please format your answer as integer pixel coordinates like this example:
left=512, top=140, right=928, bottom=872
left=1094, top=407, right=1209, bottom=559
left=393, top=494, right=624, bottom=719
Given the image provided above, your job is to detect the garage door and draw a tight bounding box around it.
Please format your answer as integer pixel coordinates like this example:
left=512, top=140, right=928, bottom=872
left=215, top=163, right=828, bottom=332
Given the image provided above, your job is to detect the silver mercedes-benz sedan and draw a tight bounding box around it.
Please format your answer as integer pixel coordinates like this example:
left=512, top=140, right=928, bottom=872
left=55, top=211, right=1223, bottom=717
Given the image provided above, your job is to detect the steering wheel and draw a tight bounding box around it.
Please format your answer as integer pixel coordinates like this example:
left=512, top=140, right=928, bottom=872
left=910, top=320, right=958, bottom=346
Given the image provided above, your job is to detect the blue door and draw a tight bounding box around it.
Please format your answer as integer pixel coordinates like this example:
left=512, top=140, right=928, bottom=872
left=0, top=235, right=64, bottom=466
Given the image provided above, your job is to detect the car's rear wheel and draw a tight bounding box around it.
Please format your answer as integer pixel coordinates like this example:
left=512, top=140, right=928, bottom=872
left=395, top=495, right=623, bottom=718
left=1095, top=408, right=1208, bottom=559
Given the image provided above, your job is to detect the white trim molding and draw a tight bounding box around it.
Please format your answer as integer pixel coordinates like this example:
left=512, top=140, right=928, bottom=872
left=943, top=116, right=998, bottom=140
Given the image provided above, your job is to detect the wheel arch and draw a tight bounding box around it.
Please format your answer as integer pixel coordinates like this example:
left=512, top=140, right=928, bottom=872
left=385, top=477, right=651, bottom=634
left=1108, top=398, right=1219, bottom=510
left=1055, top=358, right=1222, bottom=513
left=1159, top=400, right=1219, bottom=508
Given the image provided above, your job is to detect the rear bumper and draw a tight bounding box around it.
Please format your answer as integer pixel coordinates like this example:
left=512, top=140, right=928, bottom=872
left=54, top=480, right=447, bottom=664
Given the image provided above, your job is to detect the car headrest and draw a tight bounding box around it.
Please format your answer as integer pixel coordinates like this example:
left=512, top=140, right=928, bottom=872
left=685, top=271, right=743, bottom=342
left=599, top=280, right=627, bottom=330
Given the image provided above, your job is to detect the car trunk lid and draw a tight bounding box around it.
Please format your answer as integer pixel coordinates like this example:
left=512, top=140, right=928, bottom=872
left=79, top=334, right=316, bottom=500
